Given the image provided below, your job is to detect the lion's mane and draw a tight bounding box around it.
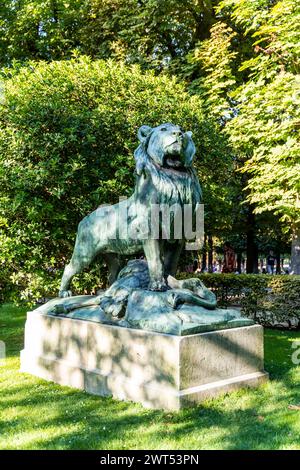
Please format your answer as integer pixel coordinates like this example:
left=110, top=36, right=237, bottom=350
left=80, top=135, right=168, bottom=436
left=133, top=135, right=202, bottom=207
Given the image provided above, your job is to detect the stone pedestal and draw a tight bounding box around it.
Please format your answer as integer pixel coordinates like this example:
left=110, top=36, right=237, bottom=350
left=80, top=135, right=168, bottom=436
left=20, top=310, right=268, bottom=410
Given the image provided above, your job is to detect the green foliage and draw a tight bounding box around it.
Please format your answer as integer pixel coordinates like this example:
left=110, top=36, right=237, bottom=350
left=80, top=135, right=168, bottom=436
left=219, top=0, right=300, bottom=226
left=190, top=1, right=300, bottom=221
left=186, top=0, right=300, bottom=269
left=225, top=0, right=300, bottom=270
left=180, top=272, right=300, bottom=327
left=0, top=56, right=231, bottom=303
left=0, top=0, right=86, bottom=64
left=0, top=1, right=219, bottom=71
left=1, top=0, right=299, bottom=294
left=187, top=22, right=237, bottom=120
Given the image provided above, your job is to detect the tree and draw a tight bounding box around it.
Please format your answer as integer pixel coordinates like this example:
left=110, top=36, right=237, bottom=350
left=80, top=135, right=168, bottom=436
left=187, top=0, right=300, bottom=273
left=0, top=0, right=86, bottom=64
left=186, top=20, right=260, bottom=272
left=219, top=0, right=300, bottom=272
left=187, top=22, right=237, bottom=120
left=0, top=1, right=220, bottom=70
left=81, top=0, right=218, bottom=71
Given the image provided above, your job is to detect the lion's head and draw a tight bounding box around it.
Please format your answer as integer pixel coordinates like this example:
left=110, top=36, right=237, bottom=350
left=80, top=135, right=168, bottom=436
left=134, top=123, right=196, bottom=175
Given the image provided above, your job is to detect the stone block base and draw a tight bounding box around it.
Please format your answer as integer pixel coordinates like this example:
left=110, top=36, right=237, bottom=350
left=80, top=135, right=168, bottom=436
left=20, top=310, right=268, bottom=410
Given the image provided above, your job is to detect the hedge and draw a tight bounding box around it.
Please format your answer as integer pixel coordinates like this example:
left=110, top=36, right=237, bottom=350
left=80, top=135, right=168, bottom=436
left=179, top=273, right=300, bottom=329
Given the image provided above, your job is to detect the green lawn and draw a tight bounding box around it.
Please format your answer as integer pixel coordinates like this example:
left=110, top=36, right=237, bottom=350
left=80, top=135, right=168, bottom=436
left=0, top=303, right=299, bottom=450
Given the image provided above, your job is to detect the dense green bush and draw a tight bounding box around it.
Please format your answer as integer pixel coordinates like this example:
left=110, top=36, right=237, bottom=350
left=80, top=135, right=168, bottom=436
left=0, top=57, right=231, bottom=304
left=179, top=273, right=300, bottom=328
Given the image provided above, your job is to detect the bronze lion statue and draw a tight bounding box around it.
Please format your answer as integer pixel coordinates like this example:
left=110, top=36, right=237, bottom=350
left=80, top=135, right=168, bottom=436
left=59, top=123, right=202, bottom=297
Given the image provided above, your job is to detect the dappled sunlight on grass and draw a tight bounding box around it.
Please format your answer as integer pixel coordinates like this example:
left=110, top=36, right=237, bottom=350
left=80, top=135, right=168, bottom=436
left=0, top=303, right=299, bottom=450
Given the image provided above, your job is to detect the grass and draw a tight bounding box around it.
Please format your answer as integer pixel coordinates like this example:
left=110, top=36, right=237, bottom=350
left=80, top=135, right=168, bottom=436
left=0, top=303, right=299, bottom=450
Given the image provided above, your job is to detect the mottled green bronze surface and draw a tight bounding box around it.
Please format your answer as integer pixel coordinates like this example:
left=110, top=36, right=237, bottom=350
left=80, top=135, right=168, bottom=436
left=49, top=123, right=254, bottom=335
left=59, top=123, right=201, bottom=297
left=41, top=259, right=254, bottom=335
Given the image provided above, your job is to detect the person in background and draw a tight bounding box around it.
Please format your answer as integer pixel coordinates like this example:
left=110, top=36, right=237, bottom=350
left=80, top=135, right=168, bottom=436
left=260, top=258, right=264, bottom=273
left=266, top=250, right=276, bottom=274
left=193, top=258, right=199, bottom=272
left=186, top=263, right=194, bottom=274
left=222, top=242, right=236, bottom=273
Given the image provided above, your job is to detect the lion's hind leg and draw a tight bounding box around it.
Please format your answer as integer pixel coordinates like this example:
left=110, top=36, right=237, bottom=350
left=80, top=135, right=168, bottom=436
left=104, top=254, right=123, bottom=287
left=164, top=241, right=184, bottom=279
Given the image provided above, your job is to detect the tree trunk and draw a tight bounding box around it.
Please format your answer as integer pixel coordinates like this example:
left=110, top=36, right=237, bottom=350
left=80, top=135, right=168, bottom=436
left=201, top=234, right=207, bottom=272
left=276, top=252, right=281, bottom=274
left=191, top=4, right=216, bottom=43
left=208, top=235, right=213, bottom=273
left=291, top=227, right=300, bottom=274
left=51, top=0, right=59, bottom=23
left=246, top=207, right=258, bottom=273
left=237, top=252, right=242, bottom=273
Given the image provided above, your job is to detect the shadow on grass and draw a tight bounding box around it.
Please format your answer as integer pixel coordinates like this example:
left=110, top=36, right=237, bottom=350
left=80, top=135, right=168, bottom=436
left=264, top=328, right=300, bottom=377
left=1, top=374, right=299, bottom=450
left=0, top=304, right=299, bottom=450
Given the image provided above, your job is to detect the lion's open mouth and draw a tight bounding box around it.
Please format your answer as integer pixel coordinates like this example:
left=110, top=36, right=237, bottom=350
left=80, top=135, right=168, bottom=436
left=164, top=154, right=186, bottom=171
left=164, top=141, right=187, bottom=171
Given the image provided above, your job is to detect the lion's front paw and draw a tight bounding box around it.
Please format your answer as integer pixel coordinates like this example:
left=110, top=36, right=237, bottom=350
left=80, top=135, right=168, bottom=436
left=149, top=279, right=168, bottom=291
left=59, top=290, right=73, bottom=298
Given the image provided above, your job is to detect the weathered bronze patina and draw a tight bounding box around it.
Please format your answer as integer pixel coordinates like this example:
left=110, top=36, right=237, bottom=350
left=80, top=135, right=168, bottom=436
left=59, top=123, right=201, bottom=297
left=54, top=123, right=252, bottom=335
